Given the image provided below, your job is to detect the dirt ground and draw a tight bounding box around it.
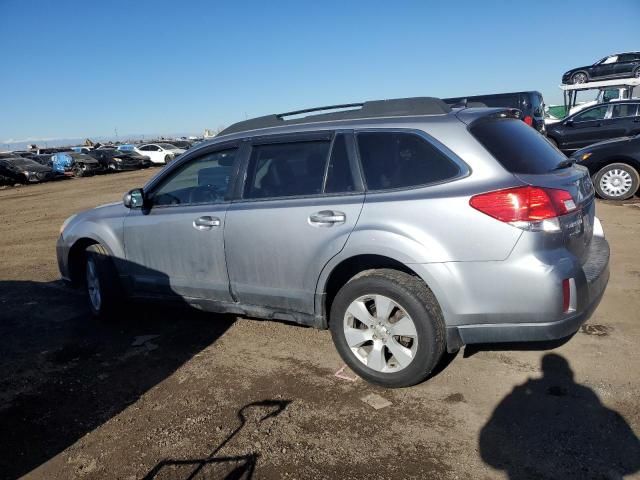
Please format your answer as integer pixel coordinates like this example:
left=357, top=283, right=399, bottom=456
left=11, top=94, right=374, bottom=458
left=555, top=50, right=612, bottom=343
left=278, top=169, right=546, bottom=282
left=0, top=170, right=638, bottom=480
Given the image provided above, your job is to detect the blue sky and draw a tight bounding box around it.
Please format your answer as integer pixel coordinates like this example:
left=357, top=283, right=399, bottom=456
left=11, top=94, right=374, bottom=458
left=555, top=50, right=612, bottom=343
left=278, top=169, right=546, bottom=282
left=0, top=0, right=638, bottom=143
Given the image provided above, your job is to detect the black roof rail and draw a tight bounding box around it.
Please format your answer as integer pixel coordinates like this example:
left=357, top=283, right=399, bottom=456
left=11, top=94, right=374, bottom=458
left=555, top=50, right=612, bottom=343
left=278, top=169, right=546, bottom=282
left=218, top=97, right=451, bottom=136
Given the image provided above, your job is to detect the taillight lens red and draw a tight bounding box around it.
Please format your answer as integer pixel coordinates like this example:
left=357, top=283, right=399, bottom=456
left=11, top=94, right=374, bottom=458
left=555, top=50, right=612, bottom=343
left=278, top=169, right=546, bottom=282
left=523, top=115, right=533, bottom=126
left=470, top=186, right=576, bottom=223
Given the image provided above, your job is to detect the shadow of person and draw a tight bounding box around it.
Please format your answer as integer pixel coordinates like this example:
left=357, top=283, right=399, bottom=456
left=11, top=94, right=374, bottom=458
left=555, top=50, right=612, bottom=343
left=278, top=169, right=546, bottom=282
left=479, top=354, right=640, bottom=479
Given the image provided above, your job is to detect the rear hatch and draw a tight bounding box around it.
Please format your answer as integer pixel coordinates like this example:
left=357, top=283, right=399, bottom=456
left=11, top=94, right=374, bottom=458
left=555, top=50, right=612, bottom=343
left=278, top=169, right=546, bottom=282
left=466, top=112, right=595, bottom=264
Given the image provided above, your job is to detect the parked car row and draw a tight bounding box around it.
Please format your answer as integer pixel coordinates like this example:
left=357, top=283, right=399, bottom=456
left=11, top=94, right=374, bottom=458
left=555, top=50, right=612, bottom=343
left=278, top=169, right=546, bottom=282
left=0, top=140, right=194, bottom=187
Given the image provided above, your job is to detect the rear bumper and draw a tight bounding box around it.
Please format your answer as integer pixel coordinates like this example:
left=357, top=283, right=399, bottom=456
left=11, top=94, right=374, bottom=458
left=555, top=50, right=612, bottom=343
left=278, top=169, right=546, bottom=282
left=432, top=234, right=610, bottom=351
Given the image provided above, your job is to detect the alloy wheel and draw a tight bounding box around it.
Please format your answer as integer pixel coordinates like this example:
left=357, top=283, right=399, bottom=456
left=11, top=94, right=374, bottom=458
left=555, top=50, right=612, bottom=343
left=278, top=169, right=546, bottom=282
left=600, top=168, right=633, bottom=197
left=572, top=73, right=587, bottom=84
left=343, top=294, right=418, bottom=373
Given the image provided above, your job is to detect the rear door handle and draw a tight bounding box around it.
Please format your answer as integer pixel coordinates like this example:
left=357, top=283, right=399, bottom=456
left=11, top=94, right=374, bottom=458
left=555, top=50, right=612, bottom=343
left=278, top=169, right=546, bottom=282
left=309, top=210, right=346, bottom=226
left=193, top=216, right=221, bottom=230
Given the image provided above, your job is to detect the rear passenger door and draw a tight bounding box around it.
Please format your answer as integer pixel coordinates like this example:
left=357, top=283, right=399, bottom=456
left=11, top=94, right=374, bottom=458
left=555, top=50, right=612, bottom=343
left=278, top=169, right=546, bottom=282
left=224, top=132, right=364, bottom=315
left=604, top=103, right=640, bottom=138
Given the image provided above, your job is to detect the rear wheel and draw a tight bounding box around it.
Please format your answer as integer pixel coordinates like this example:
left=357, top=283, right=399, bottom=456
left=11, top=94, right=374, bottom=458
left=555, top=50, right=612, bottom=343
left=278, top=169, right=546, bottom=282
left=634, top=67, right=640, bottom=79
left=593, top=163, right=639, bottom=200
left=571, top=72, right=588, bottom=84
left=85, top=244, right=123, bottom=318
left=329, top=269, right=445, bottom=388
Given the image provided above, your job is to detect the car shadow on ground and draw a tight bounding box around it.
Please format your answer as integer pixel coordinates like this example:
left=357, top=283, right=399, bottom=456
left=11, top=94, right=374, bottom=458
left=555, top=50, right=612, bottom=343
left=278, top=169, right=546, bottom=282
left=143, top=399, right=291, bottom=480
left=0, top=279, right=236, bottom=479
left=479, top=353, right=640, bottom=479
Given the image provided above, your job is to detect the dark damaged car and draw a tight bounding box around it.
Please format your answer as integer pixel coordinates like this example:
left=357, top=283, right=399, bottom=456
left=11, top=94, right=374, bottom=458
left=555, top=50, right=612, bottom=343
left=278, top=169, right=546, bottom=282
left=51, top=152, right=102, bottom=177
left=0, top=157, right=55, bottom=185
left=88, top=149, right=149, bottom=171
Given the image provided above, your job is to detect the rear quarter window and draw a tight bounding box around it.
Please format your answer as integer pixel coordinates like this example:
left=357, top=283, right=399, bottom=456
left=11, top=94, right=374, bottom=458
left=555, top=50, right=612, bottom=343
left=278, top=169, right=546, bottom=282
left=470, top=118, right=566, bottom=174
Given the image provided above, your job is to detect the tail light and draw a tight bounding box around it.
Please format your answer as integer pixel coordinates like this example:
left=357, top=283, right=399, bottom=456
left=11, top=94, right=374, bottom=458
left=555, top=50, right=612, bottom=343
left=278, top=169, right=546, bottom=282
left=523, top=115, right=533, bottom=126
left=470, top=186, right=577, bottom=232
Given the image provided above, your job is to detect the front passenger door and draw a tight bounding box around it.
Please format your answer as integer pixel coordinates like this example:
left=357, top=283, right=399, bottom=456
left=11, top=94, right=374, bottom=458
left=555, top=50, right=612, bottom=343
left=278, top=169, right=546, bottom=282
left=564, top=105, right=610, bottom=150
left=123, top=147, right=239, bottom=300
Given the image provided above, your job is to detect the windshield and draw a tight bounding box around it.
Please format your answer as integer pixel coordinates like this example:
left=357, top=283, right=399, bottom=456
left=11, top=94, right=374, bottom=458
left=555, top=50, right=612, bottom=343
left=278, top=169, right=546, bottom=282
left=4, top=158, right=40, bottom=168
left=470, top=118, right=567, bottom=174
left=158, top=143, right=178, bottom=149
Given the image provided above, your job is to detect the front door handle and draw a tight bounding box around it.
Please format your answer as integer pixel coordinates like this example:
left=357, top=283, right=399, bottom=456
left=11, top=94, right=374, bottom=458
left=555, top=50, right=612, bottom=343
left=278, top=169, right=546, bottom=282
left=309, top=210, right=346, bottom=226
left=193, top=216, right=221, bottom=230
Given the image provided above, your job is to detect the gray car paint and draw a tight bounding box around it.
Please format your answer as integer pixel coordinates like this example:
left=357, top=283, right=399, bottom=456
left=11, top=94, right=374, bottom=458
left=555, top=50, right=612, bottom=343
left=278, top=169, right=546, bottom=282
left=57, top=107, right=610, bottom=350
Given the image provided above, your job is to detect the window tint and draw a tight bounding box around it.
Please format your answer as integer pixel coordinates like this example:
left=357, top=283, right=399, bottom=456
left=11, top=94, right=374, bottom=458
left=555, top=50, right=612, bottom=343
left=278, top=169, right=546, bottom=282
left=151, top=148, right=236, bottom=206
left=618, top=54, right=638, bottom=62
left=325, top=134, right=355, bottom=194
left=470, top=118, right=566, bottom=174
left=574, top=106, right=608, bottom=122
left=532, top=94, right=544, bottom=117
left=611, top=104, right=638, bottom=118
left=602, top=56, right=618, bottom=64
left=244, top=140, right=330, bottom=199
left=357, top=132, right=460, bottom=190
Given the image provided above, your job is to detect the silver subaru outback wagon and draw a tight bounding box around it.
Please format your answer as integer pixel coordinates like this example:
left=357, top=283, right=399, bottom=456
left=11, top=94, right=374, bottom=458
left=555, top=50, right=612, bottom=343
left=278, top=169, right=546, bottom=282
left=57, top=97, right=610, bottom=387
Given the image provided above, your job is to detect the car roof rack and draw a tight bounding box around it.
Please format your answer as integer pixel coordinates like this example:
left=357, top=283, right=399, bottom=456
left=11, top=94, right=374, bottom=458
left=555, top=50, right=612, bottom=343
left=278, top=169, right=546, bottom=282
left=218, top=97, right=451, bottom=136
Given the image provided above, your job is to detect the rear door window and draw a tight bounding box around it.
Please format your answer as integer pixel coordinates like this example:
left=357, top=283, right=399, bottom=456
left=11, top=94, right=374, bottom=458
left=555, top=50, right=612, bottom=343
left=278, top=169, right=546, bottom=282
left=611, top=104, right=639, bottom=118
left=470, top=118, right=566, bottom=174
left=356, top=132, right=460, bottom=190
left=244, top=140, right=331, bottom=199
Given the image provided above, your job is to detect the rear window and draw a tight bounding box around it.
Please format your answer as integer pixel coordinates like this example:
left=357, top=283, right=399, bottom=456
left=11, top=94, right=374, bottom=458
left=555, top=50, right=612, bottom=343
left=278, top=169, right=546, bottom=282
left=470, top=118, right=566, bottom=174
left=357, top=132, right=460, bottom=190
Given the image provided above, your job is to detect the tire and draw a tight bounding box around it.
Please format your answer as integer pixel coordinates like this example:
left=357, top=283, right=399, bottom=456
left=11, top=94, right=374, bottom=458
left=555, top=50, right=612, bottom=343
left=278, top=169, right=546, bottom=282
left=634, top=67, right=640, bottom=79
left=164, top=155, right=171, bottom=164
left=85, top=244, right=123, bottom=319
left=329, top=269, right=445, bottom=388
left=73, top=163, right=87, bottom=178
left=593, top=163, right=640, bottom=200
left=571, top=72, right=588, bottom=84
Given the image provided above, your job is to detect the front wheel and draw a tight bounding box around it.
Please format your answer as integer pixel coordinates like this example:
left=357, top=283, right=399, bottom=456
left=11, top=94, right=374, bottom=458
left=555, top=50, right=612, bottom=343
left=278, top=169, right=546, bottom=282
left=593, top=163, right=639, bottom=200
left=85, top=244, right=123, bottom=318
left=164, top=155, right=172, bottom=164
left=571, top=72, right=588, bottom=84
left=329, top=269, right=445, bottom=388
left=634, top=67, right=640, bottom=79
left=73, top=163, right=87, bottom=177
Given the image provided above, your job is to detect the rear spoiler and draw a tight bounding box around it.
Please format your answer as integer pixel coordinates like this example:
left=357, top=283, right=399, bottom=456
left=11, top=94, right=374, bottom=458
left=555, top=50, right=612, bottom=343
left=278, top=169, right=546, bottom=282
left=455, top=107, right=523, bottom=126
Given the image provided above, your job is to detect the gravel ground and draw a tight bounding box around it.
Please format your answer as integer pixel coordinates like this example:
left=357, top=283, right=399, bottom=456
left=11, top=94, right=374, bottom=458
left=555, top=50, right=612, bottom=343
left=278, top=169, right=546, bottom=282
left=0, top=170, right=638, bottom=480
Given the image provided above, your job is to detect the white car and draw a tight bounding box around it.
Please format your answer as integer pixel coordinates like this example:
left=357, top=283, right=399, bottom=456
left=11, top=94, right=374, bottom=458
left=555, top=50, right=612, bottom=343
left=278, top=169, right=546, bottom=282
left=134, top=143, right=185, bottom=165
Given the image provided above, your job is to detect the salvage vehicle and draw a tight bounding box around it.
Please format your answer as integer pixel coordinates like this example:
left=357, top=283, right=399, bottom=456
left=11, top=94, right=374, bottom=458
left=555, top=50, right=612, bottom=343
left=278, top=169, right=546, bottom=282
left=444, top=91, right=546, bottom=133
left=546, top=100, right=640, bottom=152
left=562, top=53, right=640, bottom=85
left=57, top=97, right=610, bottom=387
left=0, top=157, right=55, bottom=184
left=51, top=152, right=102, bottom=177
left=87, top=149, right=143, bottom=171
left=571, top=134, right=640, bottom=200
left=134, top=143, right=186, bottom=164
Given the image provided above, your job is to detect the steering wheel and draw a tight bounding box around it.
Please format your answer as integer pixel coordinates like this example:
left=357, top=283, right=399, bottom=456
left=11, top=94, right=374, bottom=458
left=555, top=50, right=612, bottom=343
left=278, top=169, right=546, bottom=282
left=188, top=186, right=219, bottom=204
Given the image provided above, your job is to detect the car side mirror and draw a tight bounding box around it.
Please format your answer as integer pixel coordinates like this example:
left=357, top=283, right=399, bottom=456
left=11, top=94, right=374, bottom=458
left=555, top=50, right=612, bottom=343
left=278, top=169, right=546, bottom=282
left=564, top=119, right=574, bottom=127
left=123, top=188, right=145, bottom=209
